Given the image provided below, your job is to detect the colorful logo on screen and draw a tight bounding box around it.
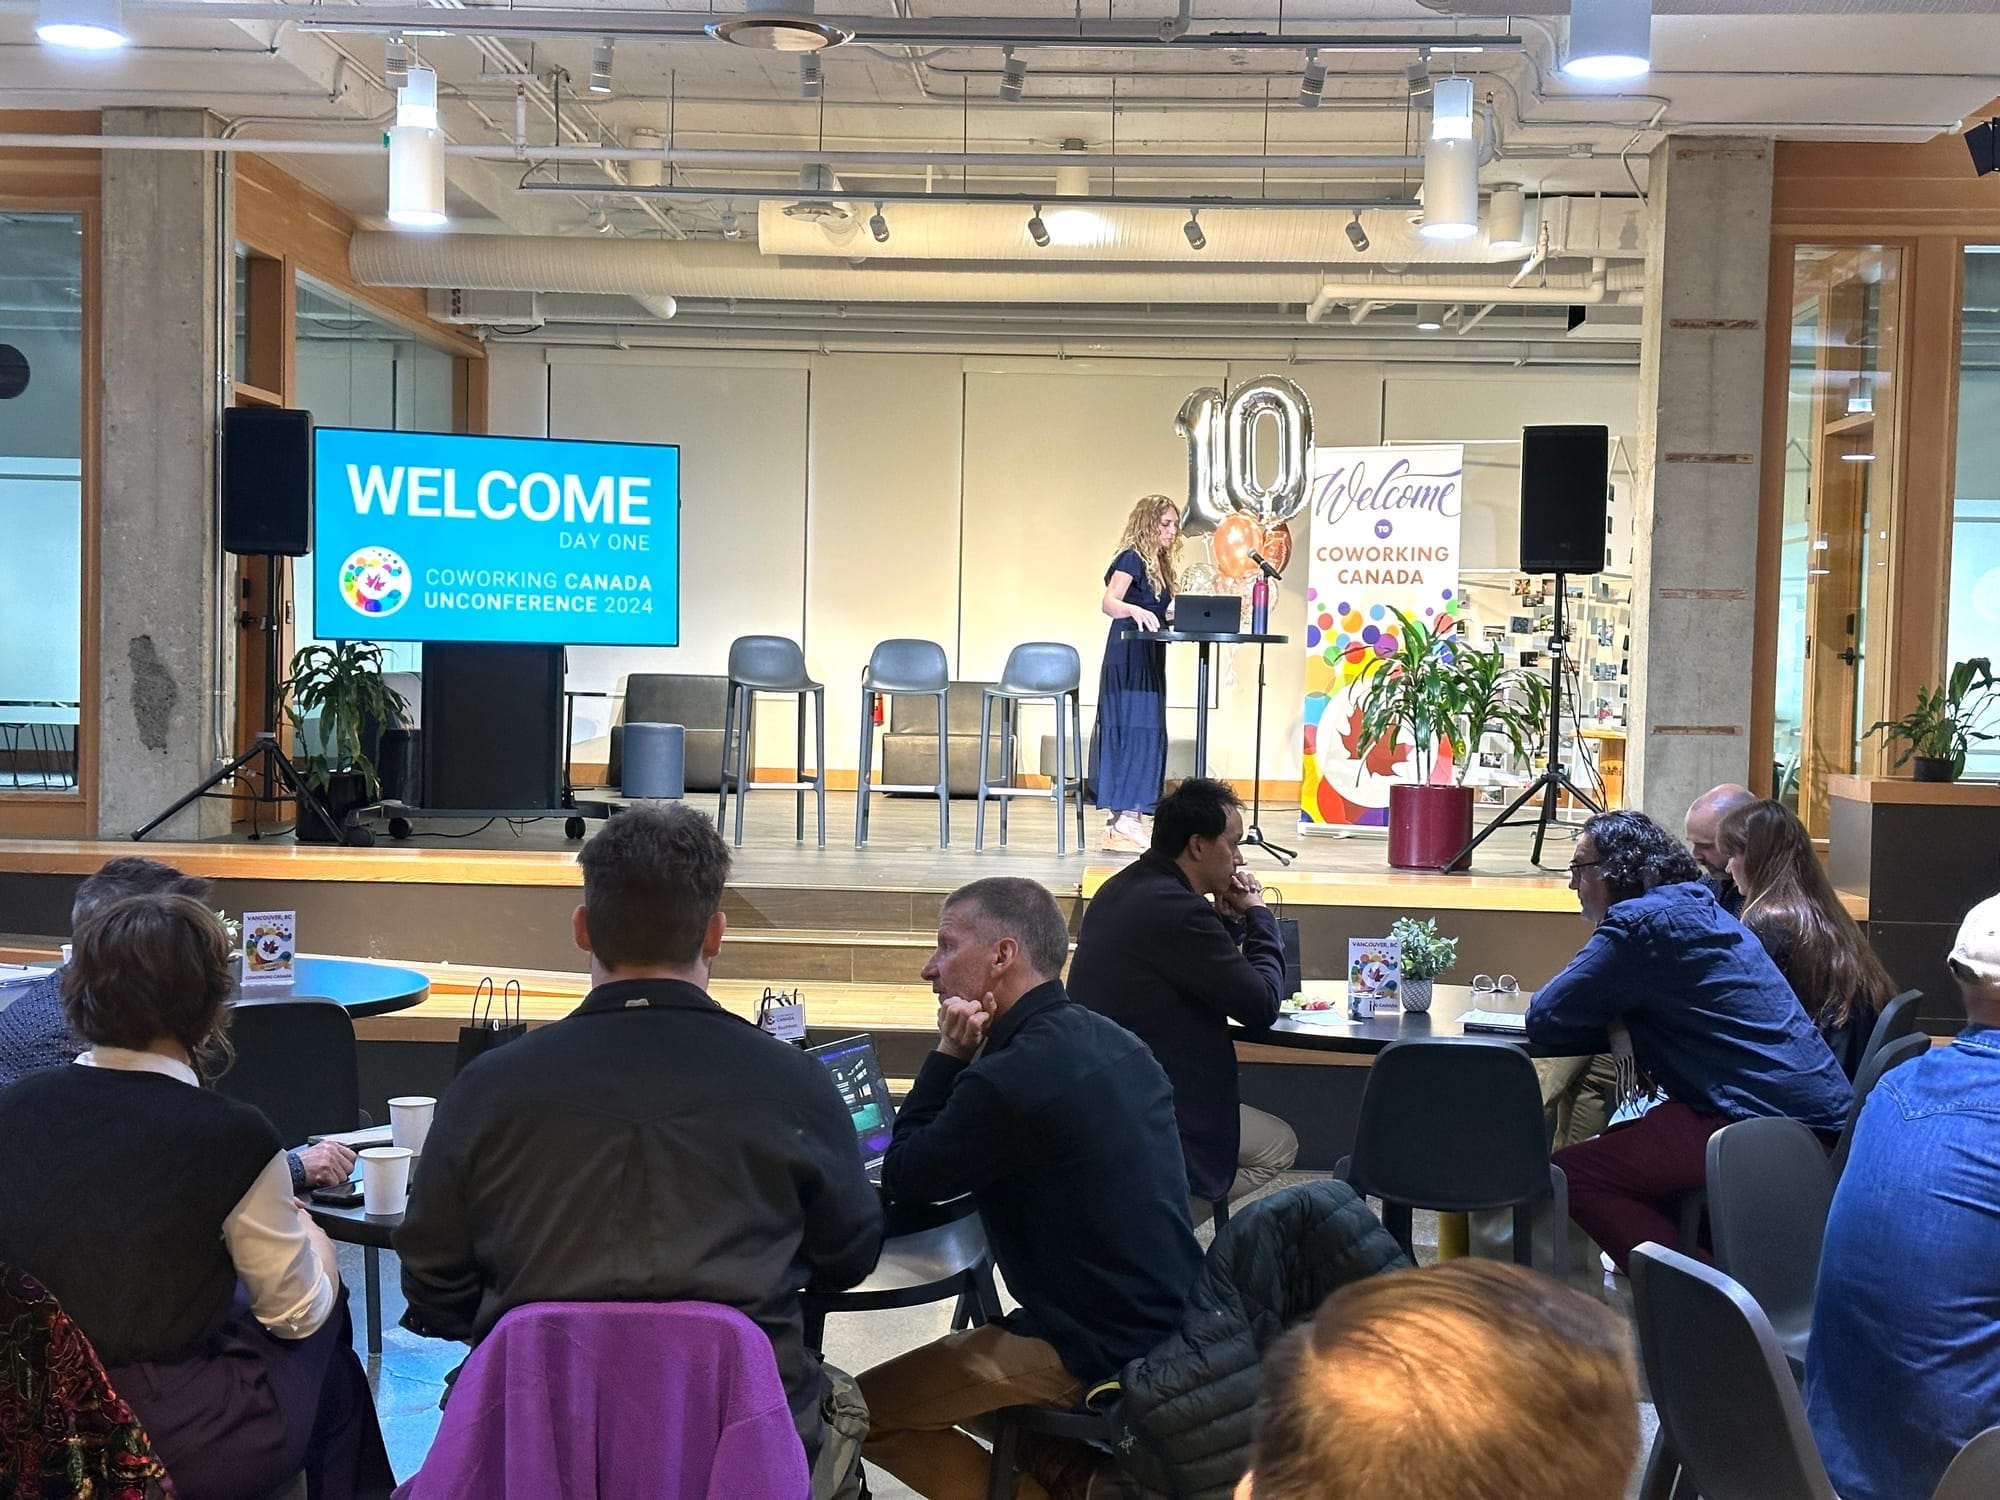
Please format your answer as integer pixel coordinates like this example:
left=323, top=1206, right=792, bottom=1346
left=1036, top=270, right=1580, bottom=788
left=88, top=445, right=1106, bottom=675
left=339, top=547, right=410, bottom=618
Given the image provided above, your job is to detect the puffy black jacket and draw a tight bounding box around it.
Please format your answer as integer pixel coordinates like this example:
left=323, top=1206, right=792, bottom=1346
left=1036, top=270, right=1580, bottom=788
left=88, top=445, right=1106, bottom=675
left=1111, top=1181, right=1412, bottom=1498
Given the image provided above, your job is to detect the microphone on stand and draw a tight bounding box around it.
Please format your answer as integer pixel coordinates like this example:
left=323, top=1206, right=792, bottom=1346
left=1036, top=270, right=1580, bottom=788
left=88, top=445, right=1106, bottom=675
left=1247, top=549, right=1282, bottom=582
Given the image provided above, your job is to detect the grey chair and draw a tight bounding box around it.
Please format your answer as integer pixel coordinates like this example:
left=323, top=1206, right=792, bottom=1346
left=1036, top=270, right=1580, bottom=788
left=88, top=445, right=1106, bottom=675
left=856, top=639, right=950, bottom=849
left=1860, top=988, right=1922, bottom=1070
left=987, top=1403, right=1120, bottom=1500
left=974, top=643, right=1085, bottom=855
left=719, top=635, right=825, bottom=848
left=1705, top=1115, right=1832, bottom=1374
left=1934, top=1424, right=2000, bottom=1500
left=1335, top=1039, right=1568, bottom=1280
left=1830, top=1029, right=1929, bottom=1180
left=1631, top=1243, right=1839, bottom=1500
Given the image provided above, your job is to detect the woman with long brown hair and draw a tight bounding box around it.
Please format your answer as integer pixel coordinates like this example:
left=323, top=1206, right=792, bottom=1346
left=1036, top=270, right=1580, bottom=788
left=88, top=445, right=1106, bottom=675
left=1718, top=798, right=1897, bottom=1078
left=1089, top=494, right=1182, bottom=851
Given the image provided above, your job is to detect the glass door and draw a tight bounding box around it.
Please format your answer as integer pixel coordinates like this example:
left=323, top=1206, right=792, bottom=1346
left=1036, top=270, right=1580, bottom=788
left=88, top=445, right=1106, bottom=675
left=1951, top=247, right=2000, bottom=777
left=1774, top=245, right=1904, bottom=835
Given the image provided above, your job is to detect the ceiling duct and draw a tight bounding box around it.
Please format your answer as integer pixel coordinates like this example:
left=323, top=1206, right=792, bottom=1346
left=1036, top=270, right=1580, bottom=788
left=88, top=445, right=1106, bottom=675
left=708, top=0, right=850, bottom=52
left=782, top=164, right=851, bottom=223
left=354, top=233, right=1332, bottom=305
left=758, top=202, right=1531, bottom=262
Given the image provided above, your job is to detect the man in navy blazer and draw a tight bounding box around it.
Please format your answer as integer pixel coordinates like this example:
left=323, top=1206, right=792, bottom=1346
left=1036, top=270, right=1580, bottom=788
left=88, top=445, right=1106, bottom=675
left=1069, top=777, right=1297, bottom=1218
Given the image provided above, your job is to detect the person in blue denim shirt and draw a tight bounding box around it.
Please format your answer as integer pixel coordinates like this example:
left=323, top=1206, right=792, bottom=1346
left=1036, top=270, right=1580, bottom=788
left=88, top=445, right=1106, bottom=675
left=1807, top=895, right=2000, bottom=1500
left=1525, top=811, right=1851, bottom=1271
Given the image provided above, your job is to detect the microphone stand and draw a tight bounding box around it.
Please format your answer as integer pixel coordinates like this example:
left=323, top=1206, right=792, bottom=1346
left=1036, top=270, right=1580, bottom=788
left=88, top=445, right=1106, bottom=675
left=1239, top=550, right=1295, bottom=866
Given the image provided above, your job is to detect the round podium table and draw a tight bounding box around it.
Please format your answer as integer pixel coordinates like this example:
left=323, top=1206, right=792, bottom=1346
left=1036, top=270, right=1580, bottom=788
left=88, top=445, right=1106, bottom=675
left=1151, top=631, right=1287, bottom=779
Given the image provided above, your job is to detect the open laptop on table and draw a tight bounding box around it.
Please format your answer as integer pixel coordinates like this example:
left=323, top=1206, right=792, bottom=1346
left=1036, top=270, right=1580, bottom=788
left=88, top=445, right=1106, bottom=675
left=809, top=1035, right=896, bottom=1185
left=1173, top=594, right=1243, bottom=635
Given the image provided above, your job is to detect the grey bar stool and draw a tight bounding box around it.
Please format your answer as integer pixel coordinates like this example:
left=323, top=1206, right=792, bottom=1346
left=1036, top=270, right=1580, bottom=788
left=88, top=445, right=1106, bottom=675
left=975, top=642, right=1085, bottom=855
left=718, top=635, right=826, bottom=847
left=856, top=638, right=951, bottom=849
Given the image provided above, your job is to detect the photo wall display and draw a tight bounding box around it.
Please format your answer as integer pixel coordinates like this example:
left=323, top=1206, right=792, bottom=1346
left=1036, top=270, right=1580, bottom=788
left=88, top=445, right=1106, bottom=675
left=1457, top=569, right=1632, bottom=808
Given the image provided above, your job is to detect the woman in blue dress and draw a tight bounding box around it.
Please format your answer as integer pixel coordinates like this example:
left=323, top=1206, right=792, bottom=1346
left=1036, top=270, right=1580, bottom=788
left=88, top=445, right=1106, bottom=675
left=1090, top=494, right=1181, bottom=851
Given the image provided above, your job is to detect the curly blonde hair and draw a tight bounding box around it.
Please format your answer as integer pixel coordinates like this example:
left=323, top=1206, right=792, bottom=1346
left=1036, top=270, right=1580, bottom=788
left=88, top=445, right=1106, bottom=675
left=1115, top=494, right=1183, bottom=597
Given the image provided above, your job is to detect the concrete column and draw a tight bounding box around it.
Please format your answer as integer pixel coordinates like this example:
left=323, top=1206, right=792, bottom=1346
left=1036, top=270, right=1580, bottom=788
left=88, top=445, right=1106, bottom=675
left=1627, top=137, right=1774, bottom=826
left=96, top=109, right=232, bottom=839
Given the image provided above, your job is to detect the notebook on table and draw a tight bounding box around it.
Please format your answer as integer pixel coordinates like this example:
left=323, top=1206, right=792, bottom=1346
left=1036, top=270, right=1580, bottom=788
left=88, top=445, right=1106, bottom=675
left=809, top=1035, right=896, bottom=1184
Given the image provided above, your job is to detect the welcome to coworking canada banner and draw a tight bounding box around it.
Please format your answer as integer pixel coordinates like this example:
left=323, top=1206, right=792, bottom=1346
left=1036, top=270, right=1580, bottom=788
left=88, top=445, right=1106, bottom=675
left=1300, top=444, right=1466, bottom=828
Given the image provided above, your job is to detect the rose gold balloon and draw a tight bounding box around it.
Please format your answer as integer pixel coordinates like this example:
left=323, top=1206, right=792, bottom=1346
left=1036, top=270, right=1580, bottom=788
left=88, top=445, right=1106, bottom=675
left=1258, top=522, right=1294, bottom=577
left=1213, top=513, right=1261, bottom=578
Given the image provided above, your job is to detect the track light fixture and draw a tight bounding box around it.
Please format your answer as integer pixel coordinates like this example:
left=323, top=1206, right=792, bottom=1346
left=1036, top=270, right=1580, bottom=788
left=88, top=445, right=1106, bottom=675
left=1405, top=51, right=1433, bottom=106
left=1298, top=49, right=1325, bottom=109
left=384, top=34, right=410, bottom=90
left=1027, top=204, right=1050, bottom=248
left=999, top=46, right=1027, bottom=102
left=799, top=52, right=822, bottom=98
left=37, top=0, right=128, bottom=50
left=1415, top=304, right=1446, bottom=332
left=1431, top=75, right=1474, bottom=141
left=1183, top=208, right=1206, bottom=252
left=589, top=37, right=614, bottom=95
left=1345, top=211, right=1369, bottom=253
left=869, top=202, right=889, bottom=243
left=1563, top=0, right=1651, bottom=81
left=720, top=204, right=743, bottom=240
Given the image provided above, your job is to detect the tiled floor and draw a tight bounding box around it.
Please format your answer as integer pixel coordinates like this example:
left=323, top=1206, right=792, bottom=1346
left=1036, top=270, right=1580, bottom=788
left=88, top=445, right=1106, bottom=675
left=343, top=1174, right=1657, bottom=1498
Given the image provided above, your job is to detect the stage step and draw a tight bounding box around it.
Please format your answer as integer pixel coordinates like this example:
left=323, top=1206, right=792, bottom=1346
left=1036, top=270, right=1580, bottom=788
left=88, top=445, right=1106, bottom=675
left=712, top=928, right=938, bottom=986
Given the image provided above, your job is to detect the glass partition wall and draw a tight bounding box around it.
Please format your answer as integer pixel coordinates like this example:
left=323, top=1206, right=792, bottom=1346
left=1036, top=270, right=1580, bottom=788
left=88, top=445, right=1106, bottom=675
left=291, top=275, right=455, bottom=672
left=1951, top=248, right=2000, bottom=778
left=1773, top=245, right=1905, bottom=834
left=0, top=212, right=84, bottom=792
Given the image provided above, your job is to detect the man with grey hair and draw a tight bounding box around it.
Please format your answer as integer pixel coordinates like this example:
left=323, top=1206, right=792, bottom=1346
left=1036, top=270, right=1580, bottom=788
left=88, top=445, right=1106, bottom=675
left=1684, top=782, right=1758, bottom=916
left=859, top=876, right=1202, bottom=1499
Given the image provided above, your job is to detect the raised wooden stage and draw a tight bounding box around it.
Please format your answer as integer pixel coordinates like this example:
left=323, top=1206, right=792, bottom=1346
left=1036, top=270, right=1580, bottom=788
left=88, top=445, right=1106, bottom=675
left=0, top=796, right=1600, bottom=1167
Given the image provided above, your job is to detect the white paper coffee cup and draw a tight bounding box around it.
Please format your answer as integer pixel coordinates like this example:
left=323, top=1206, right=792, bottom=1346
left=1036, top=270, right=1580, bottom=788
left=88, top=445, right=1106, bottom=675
left=388, top=1096, right=437, bottom=1155
left=359, top=1146, right=414, bottom=1216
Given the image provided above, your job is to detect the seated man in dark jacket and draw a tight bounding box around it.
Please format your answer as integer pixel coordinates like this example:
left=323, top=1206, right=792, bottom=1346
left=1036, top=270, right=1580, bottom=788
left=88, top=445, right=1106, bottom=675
left=1526, top=810, right=1851, bottom=1271
left=859, top=877, right=1203, bottom=1500
left=0, top=856, right=353, bottom=1192
left=395, top=805, right=883, bottom=1472
left=1069, top=777, right=1297, bottom=1219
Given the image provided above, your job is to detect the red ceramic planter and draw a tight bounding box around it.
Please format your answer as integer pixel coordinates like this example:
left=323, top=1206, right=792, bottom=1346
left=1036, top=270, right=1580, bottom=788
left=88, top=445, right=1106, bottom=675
left=1388, top=782, right=1475, bottom=872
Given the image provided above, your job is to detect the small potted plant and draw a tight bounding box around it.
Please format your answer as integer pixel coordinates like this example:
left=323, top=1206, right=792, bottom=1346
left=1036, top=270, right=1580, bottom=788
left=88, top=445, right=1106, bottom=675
left=1388, top=916, right=1457, bottom=1013
left=1353, top=609, right=1549, bottom=870
left=280, top=641, right=408, bottom=842
left=1867, top=657, right=1996, bottom=783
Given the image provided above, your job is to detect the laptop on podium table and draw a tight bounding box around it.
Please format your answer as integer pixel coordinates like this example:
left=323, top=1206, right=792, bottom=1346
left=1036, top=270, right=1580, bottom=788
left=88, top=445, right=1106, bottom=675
left=1174, top=595, right=1243, bottom=635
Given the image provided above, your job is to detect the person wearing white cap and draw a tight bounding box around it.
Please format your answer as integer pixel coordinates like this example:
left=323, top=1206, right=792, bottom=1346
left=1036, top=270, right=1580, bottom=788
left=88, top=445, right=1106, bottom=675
left=1806, top=893, right=2000, bottom=1500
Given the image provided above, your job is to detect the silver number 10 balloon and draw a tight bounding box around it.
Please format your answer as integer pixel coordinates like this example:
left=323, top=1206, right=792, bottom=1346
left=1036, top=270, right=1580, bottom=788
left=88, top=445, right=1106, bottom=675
left=1222, top=376, right=1313, bottom=526
left=1174, top=387, right=1232, bottom=538
left=1176, top=377, right=1314, bottom=533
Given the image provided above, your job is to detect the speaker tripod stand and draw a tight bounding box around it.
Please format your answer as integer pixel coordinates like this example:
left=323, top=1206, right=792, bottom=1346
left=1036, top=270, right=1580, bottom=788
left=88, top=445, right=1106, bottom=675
left=1240, top=634, right=1295, bottom=865
left=133, top=553, right=350, bottom=844
left=1440, top=570, right=1599, bottom=872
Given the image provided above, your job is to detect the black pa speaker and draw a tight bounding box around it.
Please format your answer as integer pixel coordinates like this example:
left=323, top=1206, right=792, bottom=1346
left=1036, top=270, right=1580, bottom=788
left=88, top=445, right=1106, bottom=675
left=1519, top=424, right=1609, bottom=576
left=222, top=406, right=314, bottom=557
left=1967, top=118, right=1999, bottom=178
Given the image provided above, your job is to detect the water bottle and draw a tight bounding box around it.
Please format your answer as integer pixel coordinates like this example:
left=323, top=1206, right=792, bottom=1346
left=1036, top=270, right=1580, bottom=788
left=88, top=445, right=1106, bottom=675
left=1250, top=576, right=1270, bottom=635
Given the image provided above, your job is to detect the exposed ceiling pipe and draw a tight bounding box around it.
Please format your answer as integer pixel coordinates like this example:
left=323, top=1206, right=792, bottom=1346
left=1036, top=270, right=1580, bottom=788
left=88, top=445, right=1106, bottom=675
left=1304, top=258, right=1638, bottom=323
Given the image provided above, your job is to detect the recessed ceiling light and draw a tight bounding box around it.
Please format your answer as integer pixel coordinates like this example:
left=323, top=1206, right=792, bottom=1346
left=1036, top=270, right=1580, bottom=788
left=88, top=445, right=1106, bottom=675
left=38, top=0, right=128, bottom=50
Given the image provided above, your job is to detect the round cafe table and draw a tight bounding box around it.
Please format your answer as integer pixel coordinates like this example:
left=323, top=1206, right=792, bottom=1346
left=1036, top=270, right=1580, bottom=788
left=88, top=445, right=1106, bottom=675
left=1245, top=981, right=1540, bottom=1055
left=306, top=1196, right=402, bottom=1356
left=231, top=954, right=429, bottom=1018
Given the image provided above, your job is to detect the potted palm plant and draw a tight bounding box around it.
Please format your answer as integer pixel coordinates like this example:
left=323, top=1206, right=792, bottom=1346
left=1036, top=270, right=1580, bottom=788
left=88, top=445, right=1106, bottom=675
left=280, top=642, right=407, bottom=843
left=1867, top=658, right=1997, bottom=783
left=1354, top=609, right=1549, bottom=870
